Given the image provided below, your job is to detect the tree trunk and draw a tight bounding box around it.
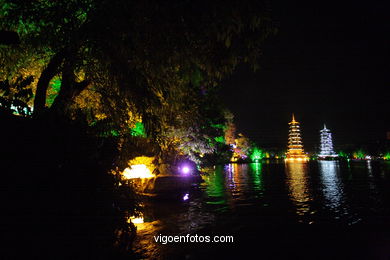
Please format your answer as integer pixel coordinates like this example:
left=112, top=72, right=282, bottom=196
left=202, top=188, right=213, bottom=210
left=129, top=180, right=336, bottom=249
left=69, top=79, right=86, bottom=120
left=49, top=58, right=89, bottom=116
left=33, top=50, right=66, bottom=117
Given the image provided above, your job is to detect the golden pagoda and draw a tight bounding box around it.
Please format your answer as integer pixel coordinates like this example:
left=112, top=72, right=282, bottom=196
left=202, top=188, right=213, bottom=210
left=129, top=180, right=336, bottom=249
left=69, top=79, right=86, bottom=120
left=286, top=114, right=309, bottom=161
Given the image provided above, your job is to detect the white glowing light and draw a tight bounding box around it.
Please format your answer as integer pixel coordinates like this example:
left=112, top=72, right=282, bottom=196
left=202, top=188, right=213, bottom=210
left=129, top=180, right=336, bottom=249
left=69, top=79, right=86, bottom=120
left=183, top=193, right=189, bottom=201
left=318, top=125, right=338, bottom=158
left=123, top=164, right=154, bottom=179
left=182, top=166, right=190, bottom=174
left=128, top=216, right=144, bottom=224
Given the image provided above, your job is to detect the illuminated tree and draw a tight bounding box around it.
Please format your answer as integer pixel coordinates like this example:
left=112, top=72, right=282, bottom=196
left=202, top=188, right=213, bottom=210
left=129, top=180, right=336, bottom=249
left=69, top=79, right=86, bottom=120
left=232, top=133, right=251, bottom=160
left=0, top=76, right=33, bottom=116
left=0, top=1, right=275, bottom=256
left=338, top=151, right=350, bottom=159
left=353, top=149, right=365, bottom=159
left=1, top=0, right=274, bottom=133
left=224, top=110, right=236, bottom=146
left=250, top=147, right=264, bottom=162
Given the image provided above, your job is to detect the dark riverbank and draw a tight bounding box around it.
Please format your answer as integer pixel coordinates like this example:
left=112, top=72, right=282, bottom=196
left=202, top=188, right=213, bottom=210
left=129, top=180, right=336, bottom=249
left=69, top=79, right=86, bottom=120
left=0, top=114, right=129, bottom=259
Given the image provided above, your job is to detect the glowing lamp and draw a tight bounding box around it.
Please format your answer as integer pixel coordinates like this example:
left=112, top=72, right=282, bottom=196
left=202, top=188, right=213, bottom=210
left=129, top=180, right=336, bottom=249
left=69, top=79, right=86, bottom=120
left=183, top=193, right=189, bottom=201
left=128, top=216, right=144, bottom=224
left=179, top=164, right=192, bottom=175
left=123, top=164, right=154, bottom=179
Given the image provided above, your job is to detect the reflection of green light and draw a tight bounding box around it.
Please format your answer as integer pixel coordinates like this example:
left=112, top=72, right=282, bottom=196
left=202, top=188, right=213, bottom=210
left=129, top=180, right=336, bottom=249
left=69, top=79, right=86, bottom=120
left=131, top=122, right=147, bottom=137
left=384, top=152, right=390, bottom=160
left=250, top=163, right=263, bottom=191
left=204, top=166, right=226, bottom=205
left=250, top=147, right=264, bottom=162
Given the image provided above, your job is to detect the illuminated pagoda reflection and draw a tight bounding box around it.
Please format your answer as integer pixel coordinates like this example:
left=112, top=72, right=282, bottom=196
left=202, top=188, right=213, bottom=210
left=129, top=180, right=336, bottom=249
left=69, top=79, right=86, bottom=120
left=286, top=114, right=309, bottom=161
left=318, top=124, right=338, bottom=159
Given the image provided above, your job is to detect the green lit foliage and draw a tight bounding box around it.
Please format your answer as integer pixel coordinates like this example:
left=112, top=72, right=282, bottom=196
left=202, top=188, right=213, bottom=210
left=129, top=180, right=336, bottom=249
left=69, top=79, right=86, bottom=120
left=1, top=0, right=274, bottom=127
left=0, top=76, right=33, bottom=116
left=338, top=151, right=349, bottom=158
left=46, top=77, right=61, bottom=106
left=353, top=149, right=365, bottom=159
left=214, top=136, right=225, bottom=144
left=383, top=152, right=390, bottom=160
left=250, top=147, right=264, bottom=162
left=1, top=0, right=274, bottom=168
left=131, top=122, right=146, bottom=137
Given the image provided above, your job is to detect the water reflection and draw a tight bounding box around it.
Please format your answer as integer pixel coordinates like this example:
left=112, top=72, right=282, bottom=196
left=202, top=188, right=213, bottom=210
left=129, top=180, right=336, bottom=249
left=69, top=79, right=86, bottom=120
left=130, top=161, right=390, bottom=258
left=318, top=161, right=344, bottom=212
left=203, top=165, right=228, bottom=205
left=285, top=162, right=313, bottom=218
left=201, top=163, right=265, bottom=209
left=249, top=162, right=263, bottom=192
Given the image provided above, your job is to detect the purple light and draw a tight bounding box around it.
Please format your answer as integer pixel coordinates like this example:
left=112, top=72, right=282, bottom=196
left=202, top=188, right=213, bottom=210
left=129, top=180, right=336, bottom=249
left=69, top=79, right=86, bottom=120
left=183, top=193, right=189, bottom=201
left=182, top=166, right=190, bottom=174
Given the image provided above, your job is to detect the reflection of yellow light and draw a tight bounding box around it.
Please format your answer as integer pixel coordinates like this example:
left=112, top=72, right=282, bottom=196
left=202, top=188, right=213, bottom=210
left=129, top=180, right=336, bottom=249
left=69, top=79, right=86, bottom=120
left=285, top=157, right=309, bottom=162
left=128, top=216, right=144, bottom=224
left=123, top=164, right=154, bottom=179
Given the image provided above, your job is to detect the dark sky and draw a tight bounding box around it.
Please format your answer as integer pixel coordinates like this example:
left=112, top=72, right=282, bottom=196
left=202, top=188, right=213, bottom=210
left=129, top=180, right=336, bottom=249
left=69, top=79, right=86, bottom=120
left=221, top=0, right=389, bottom=151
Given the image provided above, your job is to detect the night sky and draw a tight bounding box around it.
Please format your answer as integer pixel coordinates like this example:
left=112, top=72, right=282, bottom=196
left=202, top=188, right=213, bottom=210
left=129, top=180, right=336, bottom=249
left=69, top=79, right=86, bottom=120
left=221, top=0, right=389, bottom=151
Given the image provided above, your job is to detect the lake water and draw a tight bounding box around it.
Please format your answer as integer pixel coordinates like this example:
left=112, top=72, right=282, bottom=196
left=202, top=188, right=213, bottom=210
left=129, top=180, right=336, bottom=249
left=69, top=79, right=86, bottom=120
left=133, top=160, right=390, bottom=259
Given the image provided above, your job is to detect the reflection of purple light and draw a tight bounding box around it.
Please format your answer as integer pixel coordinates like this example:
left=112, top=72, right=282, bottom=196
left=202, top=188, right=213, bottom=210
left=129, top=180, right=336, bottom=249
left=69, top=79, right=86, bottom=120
left=183, top=193, right=189, bottom=201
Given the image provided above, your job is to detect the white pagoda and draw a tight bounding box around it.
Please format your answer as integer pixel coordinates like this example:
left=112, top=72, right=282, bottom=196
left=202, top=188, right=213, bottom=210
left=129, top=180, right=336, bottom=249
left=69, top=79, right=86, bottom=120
left=318, top=124, right=338, bottom=159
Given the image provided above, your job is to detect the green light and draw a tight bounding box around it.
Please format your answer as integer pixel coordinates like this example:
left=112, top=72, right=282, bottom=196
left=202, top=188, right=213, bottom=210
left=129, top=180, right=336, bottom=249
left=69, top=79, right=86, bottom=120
left=249, top=162, right=263, bottom=191
left=353, top=149, right=365, bottom=159
left=131, top=122, right=147, bottom=137
left=384, top=152, right=390, bottom=160
left=250, top=147, right=264, bottom=162
left=204, top=166, right=227, bottom=205
left=210, top=123, right=226, bottom=130
left=338, top=151, right=348, bottom=158
left=110, top=130, right=119, bottom=137
left=214, top=136, right=225, bottom=144
left=46, top=77, right=61, bottom=106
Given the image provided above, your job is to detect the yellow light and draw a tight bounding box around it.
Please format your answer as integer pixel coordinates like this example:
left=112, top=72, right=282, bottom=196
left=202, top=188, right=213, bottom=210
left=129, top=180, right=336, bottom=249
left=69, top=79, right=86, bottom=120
left=128, top=216, right=144, bottom=224
left=285, top=156, right=309, bottom=162
left=122, top=164, right=154, bottom=179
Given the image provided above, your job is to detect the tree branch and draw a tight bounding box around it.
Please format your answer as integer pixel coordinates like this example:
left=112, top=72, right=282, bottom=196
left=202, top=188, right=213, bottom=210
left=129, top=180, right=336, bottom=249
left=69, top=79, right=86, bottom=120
left=33, top=49, right=66, bottom=117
